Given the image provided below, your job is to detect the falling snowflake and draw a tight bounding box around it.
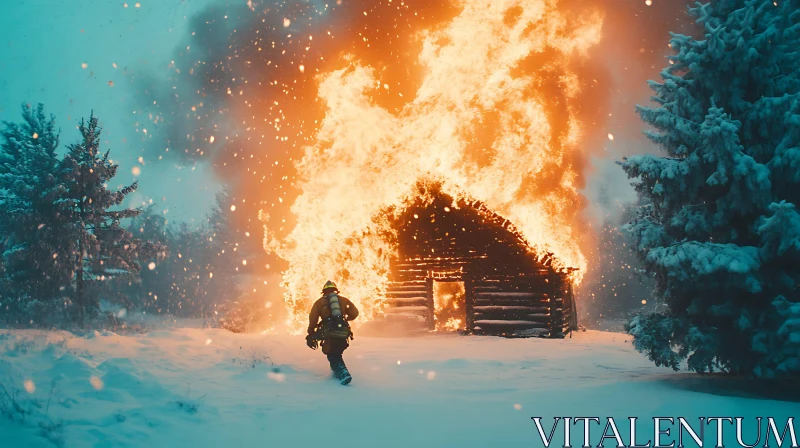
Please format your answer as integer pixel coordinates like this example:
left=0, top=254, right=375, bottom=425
left=267, top=371, right=286, bottom=382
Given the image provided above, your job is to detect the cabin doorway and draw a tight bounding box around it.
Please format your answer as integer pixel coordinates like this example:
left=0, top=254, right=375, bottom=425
left=432, top=280, right=467, bottom=331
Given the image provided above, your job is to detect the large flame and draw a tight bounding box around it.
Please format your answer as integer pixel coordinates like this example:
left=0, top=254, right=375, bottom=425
left=263, top=0, right=602, bottom=333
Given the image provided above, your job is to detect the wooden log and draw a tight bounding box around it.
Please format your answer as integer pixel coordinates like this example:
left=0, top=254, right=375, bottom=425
left=473, top=311, right=550, bottom=322
left=474, top=292, right=547, bottom=300
left=464, top=273, right=475, bottom=332
left=386, top=290, right=429, bottom=298
left=384, top=297, right=428, bottom=307
left=568, top=281, right=579, bottom=335
left=472, top=286, right=502, bottom=292
left=425, top=277, right=434, bottom=330
left=386, top=284, right=429, bottom=291
left=474, top=298, right=549, bottom=307
left=473, top=320, right=549, bottom=331
left=473, top=305, right=546, bottom=312
left=386, top=280, right=425, bottom=288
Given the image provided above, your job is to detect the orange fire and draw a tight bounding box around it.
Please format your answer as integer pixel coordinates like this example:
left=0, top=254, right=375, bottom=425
left=262, top=0, right=603, bottom=333
left=434, top=282, right=466, bottom=332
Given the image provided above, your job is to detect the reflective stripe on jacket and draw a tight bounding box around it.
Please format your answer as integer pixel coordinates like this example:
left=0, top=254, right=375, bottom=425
left=307, top=294, right=359, bottom=335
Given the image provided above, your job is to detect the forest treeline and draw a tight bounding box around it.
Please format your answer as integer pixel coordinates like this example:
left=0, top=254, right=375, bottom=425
left=0, top=104, right=259, bottom=330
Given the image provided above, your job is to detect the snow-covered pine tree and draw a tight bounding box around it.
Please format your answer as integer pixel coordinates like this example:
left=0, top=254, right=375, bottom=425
left=621, top=0, right=800, bottom=377
left=0, top=104, right=72, bottom=324
left=121, top=205, right=172, bottom=313
left=60, top=113, right=155, bottom=322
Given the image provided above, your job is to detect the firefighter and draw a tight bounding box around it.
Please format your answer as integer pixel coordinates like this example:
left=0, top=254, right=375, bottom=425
left=306, top=280, right=359, bottom=384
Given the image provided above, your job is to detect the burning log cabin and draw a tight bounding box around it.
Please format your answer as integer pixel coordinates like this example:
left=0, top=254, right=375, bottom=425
left=382, top=186, right=579, bottom=338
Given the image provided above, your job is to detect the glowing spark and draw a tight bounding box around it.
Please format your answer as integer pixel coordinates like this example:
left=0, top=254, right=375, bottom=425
left=209, top=135, right=215, bottom=143
left=148, top=262, right=156, bottom=270
left=230, top=205, right=237, bottom=211
left=32, top=132, right=38, bottom=139
left=514, top=404, right=523, bottom=410
left=283, top=18, right=291, bottom=27
left=426, top=371, right=437, bottom=380
left=607, top=133, right=615, bottom=141
left=24, top=380, right=35, bottom=394
left=90, top=376, right=104, bottom=391
left=205, top=339, right=212, bottom=346
left=132, top=166, right=141, bottom=176
left=81, top=63, right=88, bottom=69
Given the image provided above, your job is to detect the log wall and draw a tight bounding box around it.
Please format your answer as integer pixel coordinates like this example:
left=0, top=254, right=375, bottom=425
left=383, top=258, right=577, bottom=338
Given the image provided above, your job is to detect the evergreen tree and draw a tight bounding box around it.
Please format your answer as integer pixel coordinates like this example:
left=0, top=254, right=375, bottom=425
left=583, top=203, right=656, bottom=328
left=120, top=192, right=242, bottom=319
left=165, top=190, right=240, bottom=317
left=0, top=104, right=71, bottom=324
left=122, top=205, right=171, bottom=312
left=206, top=190, right=241, bottom=304
left=60, top=113, right=152, bottom=321
left=621, top=0, right=800, bottom=377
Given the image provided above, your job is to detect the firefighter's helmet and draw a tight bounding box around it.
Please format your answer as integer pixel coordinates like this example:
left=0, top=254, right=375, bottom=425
left=322, top=280, right=338, bottom=293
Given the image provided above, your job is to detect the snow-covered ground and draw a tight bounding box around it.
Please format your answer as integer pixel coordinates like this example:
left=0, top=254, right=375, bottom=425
left=1, top=328, right=796, bottom=447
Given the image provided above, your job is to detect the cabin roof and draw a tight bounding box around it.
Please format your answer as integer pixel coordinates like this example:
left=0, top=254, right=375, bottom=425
left=388, top=184, right=571, bottom=274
